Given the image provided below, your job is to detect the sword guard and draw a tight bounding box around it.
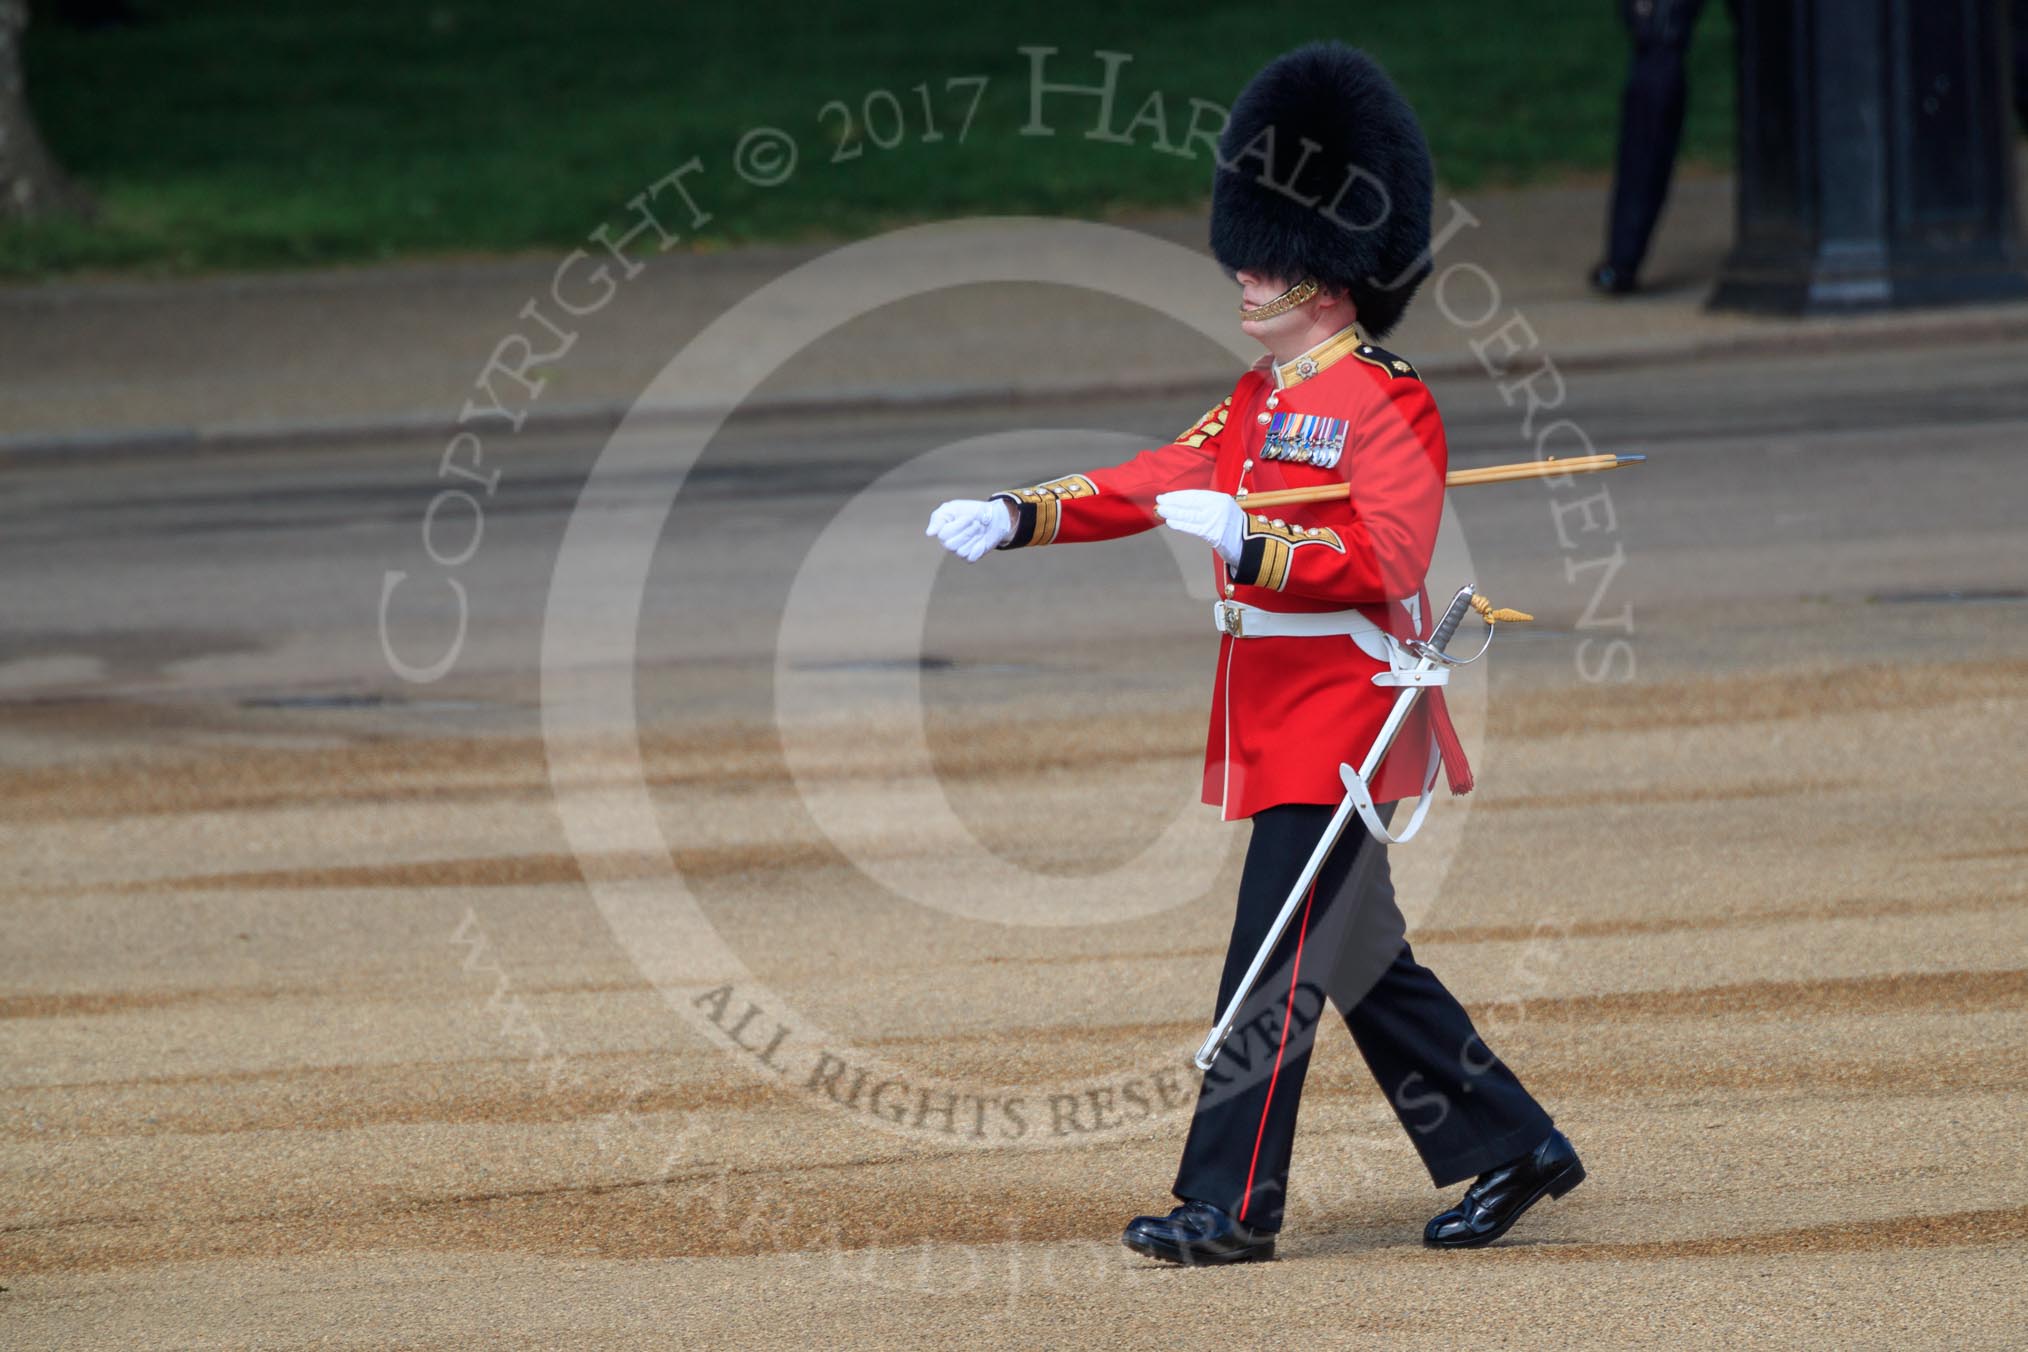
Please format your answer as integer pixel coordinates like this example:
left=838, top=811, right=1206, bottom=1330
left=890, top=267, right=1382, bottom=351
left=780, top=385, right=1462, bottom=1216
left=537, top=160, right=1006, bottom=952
left=1393, top=641, right=1464, bottom=673
left=1405, top=584, right=1523, bottom=673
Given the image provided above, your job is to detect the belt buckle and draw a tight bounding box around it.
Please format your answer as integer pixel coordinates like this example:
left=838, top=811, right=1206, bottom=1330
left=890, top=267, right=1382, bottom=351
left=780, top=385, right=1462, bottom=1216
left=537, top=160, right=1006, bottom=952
left=1216, top=600, right=1245, bottom=638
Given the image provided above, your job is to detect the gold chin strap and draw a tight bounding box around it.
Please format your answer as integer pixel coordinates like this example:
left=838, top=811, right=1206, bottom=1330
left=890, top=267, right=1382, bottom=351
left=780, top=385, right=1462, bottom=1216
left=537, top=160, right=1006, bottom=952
left=1240, top=276, right=1319, bottom=321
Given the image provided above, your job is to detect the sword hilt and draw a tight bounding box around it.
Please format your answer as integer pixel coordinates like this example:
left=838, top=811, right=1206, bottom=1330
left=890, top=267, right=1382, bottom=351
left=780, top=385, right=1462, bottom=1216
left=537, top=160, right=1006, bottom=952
left=1427, top=585, right=1477, bottom=654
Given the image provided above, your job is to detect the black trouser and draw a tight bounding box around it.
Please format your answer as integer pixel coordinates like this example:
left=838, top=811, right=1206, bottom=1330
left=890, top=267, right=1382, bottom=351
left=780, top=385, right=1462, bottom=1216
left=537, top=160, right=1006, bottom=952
left=1171, top=801, right=1553, bottom=1233
left=1603, top=0, right=1714, bottom=277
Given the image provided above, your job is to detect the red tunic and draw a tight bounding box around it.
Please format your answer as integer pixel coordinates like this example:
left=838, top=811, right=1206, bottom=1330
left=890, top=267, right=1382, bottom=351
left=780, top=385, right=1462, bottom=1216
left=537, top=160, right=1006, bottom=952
left=993, top=326, right=1471, bottom=821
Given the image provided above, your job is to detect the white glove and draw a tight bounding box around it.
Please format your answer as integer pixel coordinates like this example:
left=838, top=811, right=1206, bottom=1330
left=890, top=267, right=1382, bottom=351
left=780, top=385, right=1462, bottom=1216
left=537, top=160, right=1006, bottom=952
left=1154, top=490, right=1245, bottom=565
left=926, top=498, right=1014, bottom=562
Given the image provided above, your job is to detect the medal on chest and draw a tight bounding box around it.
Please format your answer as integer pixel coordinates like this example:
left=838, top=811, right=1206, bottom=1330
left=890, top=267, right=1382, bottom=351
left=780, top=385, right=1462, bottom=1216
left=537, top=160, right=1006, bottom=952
left=1258, top=411, right=1350, bottom=468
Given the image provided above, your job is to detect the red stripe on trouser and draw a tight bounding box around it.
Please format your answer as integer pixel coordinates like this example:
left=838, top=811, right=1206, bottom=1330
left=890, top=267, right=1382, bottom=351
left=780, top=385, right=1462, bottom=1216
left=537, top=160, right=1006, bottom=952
left=1238, top=876, right=1318, bottom=1222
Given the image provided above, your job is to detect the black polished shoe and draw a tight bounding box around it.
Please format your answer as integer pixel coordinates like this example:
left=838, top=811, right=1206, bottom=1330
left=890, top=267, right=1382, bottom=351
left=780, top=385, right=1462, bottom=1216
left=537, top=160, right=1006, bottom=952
left=1122, top=1199, right=1276, bottom=1265
left=1588, top=262, right=1638, bottom=296
left=1424, top=1129, right=1585, bottom=1249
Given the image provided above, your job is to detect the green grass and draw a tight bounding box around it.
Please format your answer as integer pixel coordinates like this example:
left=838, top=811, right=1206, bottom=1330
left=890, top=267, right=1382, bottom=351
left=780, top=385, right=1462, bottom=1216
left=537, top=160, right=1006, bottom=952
left=5, top=1, right=1736, bottom=276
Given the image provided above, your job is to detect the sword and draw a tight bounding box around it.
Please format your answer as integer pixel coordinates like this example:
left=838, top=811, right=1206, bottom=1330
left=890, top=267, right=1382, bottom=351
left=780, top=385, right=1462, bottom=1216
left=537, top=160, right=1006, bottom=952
left=1192, top=584, right=1486, bottom=1073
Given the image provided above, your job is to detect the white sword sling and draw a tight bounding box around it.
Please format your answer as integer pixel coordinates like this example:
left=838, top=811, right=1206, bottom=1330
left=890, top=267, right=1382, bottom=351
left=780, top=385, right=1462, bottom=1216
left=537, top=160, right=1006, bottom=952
left=1193, top=584, right=1526, bottom=1072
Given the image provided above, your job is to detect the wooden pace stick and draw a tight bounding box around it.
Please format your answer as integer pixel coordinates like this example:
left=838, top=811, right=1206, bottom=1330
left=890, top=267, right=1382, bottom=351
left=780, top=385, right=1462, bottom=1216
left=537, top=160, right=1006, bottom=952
left=1236, top=454, right=1645, bottom=510
left=1447, top=454, right=1626, bottom=486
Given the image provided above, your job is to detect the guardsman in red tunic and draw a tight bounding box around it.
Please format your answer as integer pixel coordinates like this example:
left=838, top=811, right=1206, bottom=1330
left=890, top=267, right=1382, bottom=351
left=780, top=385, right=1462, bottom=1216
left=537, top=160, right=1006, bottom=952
left=929, top=43, right=1582, bottom=1264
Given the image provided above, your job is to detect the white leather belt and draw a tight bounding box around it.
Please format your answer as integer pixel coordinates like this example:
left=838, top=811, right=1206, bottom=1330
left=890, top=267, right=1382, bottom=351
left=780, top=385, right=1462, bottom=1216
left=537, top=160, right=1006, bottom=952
left=1212, top=599, right=1395, bottom=664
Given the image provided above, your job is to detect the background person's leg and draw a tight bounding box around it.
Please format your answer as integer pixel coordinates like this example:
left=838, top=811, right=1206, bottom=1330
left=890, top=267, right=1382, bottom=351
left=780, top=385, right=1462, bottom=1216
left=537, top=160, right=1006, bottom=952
left=1601, top=0, right=1711, bottom=282
left=2015, top=0, right=2028, bottom=130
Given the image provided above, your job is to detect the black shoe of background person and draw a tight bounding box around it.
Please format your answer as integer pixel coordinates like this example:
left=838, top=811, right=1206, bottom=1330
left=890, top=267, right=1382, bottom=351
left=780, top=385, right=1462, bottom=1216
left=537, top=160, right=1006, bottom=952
left=1122, top=1199, right=1277, bottom=1265
left=1588, top=263, right=1638, bottom=296
left=1423, top=1129, right=1586, bottom=1249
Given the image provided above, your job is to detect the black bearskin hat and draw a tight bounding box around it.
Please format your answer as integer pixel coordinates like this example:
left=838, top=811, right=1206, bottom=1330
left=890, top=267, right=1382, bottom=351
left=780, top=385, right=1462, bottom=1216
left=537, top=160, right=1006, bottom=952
left=1210, top=42, right=1434, bottom=339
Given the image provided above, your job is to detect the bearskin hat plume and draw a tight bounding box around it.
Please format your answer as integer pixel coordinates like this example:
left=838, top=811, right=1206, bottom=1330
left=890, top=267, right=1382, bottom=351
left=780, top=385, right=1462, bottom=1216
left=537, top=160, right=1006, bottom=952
left=1210, top=42, right=1434, bottom=339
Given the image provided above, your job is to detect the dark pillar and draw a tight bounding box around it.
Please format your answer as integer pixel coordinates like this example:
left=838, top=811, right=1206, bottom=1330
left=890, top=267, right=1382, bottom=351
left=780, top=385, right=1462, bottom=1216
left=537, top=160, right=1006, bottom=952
left=1711, top=0, right=2028, bottom=313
